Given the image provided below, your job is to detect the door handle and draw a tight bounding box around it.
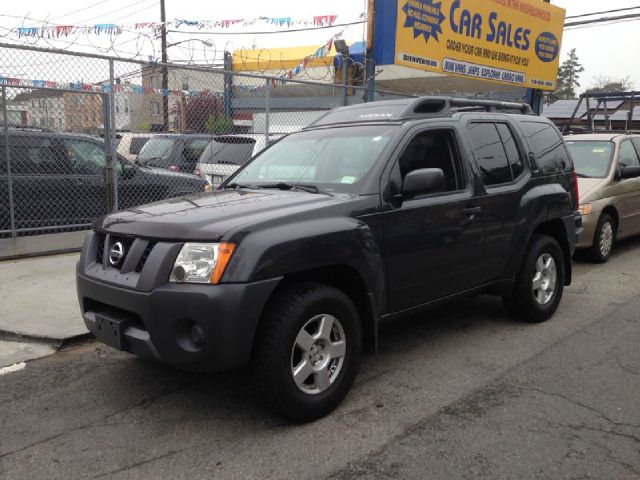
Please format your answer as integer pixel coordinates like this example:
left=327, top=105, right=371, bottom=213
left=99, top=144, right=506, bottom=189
left=462, top=207, right=482, bottom=215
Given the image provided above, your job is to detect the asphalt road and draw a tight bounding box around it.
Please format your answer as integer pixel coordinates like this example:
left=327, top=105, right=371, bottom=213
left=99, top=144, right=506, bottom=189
left=1, top=239, right=639, bottom=480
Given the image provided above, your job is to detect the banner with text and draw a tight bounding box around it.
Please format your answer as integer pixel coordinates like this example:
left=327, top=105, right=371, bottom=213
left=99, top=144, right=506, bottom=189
left=375, top=0, right=565, bottom=91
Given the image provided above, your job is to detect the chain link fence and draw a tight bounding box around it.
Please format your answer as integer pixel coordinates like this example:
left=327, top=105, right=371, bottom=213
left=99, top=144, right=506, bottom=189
left=0, top=42, right=412, bottom=254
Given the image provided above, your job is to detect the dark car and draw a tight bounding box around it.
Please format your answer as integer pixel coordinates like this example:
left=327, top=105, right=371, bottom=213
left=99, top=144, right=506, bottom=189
left=0, top=129, right=209, bottom=236
left=135, top=133, right=212, bottom=173
left=76, top=97, right=581, bottom=421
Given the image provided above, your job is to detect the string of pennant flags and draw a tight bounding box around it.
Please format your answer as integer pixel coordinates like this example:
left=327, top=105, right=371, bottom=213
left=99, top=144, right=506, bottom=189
left=15, top=15, right=340, bottom=38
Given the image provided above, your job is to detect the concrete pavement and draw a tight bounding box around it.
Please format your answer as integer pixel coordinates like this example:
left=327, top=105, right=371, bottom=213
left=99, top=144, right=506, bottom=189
left=1, top=237, right=639, bottom=479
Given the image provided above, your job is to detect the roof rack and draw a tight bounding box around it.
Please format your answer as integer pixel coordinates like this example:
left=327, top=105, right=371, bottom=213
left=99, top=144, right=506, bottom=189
left=307, top=96, right=533, bottom=128
left=399, top=97, right=533, bottom=118
left=563, top=91, right=640, bottom=134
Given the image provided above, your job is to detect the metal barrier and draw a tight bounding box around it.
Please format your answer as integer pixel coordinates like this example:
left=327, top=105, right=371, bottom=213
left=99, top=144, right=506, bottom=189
left=0, top=43, right=412, bottom=256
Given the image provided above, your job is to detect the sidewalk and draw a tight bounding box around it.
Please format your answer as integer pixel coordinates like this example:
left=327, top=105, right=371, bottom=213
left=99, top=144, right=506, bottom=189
left=0, top=253, right=88, bottom=367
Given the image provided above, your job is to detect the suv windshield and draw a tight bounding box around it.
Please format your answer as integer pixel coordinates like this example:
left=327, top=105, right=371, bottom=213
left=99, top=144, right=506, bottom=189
left=137, top=137, right=177, bottom=166
left=565, top=140, right=614, bottom=178
left=228, top=125, right=398, bottom=192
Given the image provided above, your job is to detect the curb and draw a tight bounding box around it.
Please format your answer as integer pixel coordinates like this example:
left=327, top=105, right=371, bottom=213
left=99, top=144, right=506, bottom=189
left=0, top=330, right=93, bottom=349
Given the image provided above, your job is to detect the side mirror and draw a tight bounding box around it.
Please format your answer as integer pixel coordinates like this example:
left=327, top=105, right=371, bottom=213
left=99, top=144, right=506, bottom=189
left=402, top=168, right=445, bottom=197
left=619, top=165, right=640, bottom=179
left=122, top=162, right=137, bottom=178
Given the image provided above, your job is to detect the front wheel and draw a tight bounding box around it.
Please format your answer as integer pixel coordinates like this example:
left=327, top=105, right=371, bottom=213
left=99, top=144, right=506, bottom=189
left=503, top=234, right=565, bottom=323
left=587, top=213, right=615, bottom=263
left=252, top=282, right=362, bottom=422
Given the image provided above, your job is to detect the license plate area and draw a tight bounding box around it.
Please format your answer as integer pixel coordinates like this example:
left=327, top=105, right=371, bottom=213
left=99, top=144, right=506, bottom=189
left=94, top=313, right=129, bottom=350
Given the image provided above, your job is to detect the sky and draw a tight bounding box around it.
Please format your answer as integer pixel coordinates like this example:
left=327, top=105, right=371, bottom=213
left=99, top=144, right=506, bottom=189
left=0, top=0, right=638, bottom=92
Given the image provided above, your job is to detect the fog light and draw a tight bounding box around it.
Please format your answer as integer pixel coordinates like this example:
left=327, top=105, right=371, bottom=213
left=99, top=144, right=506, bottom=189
left=190, top=323, right=205, bottom=348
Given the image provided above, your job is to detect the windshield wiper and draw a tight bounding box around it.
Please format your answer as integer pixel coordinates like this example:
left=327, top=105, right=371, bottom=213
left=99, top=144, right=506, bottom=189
left=227, top=182, right=260, bottom=190
left=261, top=182, right=323, bottom=194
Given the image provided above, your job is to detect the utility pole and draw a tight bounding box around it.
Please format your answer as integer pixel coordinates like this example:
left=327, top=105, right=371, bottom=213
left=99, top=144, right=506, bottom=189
left=160, top=0, right=169, bottom=131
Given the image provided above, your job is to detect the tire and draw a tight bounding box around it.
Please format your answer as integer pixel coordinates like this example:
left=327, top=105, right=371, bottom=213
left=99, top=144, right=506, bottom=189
left=587, top=213, right=615, bottom=263
left=503, top=234, right=565, bottom=323
left=252, top=282, right=362, bottom=422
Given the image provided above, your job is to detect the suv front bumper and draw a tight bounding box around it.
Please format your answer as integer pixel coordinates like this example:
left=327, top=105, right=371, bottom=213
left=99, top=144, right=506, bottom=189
left=77, top=268, right=280, bottom=371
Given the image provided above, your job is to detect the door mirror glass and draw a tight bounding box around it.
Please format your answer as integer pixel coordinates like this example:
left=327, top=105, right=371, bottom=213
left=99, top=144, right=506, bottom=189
left=402, top=168, right=445, bottom=197
left=620, top=165, right=640, bottom=179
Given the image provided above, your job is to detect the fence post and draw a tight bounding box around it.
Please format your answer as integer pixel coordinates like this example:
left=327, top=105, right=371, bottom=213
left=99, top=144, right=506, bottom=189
left=264, top=78, right=270, bottom=145
left=107, top=59, right=118, bottom=212
left=2, top=85, right=17, bottom=238
left=342, top=55, right=348, bottom=106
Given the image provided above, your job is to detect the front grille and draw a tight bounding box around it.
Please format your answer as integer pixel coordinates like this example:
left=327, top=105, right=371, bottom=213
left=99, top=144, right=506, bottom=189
left=95, top=234, right=106, bottom=264
left=135, top=241, right=156, bottom=273
left=109, top=236, right=134, bottom=270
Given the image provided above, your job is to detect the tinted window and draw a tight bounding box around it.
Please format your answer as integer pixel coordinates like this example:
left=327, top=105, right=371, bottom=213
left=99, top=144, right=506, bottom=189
left=129, top=137, right=150, bottom=155
left=618, top=140, right=640, bottom=168
left=4, top=137, right=67, bottom=174
left=137, top=137, right=178, bottom=167
left=199, top=137, right=257, bottom=166
left=565, top=141, right=614, bottom=178
left=183, top=139, right=211, bottom=164
left=496, top=123, right=524, bottom=179
left=520, top=122, right=571, bottom=175
left=468, top=123, right=512, bottom=185
left=398, top=130, right=463, bottom=192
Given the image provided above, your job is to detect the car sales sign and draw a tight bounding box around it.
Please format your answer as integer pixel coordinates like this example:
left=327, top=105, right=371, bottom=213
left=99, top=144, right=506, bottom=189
left=374, top=0, right=565, bottom=90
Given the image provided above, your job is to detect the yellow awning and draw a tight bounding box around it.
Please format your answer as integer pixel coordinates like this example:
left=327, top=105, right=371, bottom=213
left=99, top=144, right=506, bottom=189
left=232, top=44, right=336, bottom=72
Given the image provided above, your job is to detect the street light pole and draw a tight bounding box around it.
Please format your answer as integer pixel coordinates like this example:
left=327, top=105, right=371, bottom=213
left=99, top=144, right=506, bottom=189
left=160, top=0, right=169, bottom=131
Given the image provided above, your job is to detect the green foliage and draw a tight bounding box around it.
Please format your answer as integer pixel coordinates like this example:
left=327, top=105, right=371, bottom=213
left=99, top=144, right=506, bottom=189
left=205, top=114, right=234, bottom=134
left=586, top=76, right=634, bottom=94
left=137, top=121, right=151, bottom=133
left=555, top=49, right=584, bottom=100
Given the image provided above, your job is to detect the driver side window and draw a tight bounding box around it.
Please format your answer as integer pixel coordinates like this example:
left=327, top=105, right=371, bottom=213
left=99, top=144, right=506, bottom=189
left=65, top=139, right=107, bottom=174
left=618, top=140, right=640, bottom=168
left=397, top=130, right=464, bottom=192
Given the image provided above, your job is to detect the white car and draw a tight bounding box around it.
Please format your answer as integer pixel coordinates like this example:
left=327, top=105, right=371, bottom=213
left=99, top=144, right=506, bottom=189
left=196, top=134, right=284, bottom=187
left=116, top=133, right=153, bottom=162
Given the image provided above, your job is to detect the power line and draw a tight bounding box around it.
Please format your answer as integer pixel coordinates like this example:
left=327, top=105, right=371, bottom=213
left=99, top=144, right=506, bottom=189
left=49, top=0, right=110, bottom=21
left=166, top=20, right=366, bottom=36
left=565, top=12, right=640, bottom=27
left=565, top=6, right=640, bottom=20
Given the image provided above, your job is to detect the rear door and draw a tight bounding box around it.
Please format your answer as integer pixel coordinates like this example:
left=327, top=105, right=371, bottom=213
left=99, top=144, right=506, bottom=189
left=8, top=135, right=75, bottom=232
left=382, top=125, right=484, bottom=311
left=466, top=119, right=528, bottom=282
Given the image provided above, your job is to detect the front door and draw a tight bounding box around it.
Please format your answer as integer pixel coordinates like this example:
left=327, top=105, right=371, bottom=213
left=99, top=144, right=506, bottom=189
left=382, top=127, right=484, bottom=312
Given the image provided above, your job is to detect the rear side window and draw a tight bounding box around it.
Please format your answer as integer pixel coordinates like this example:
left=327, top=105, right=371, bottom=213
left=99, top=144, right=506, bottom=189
left=496, top=123, right=524, bottom=179
left=5, top=137, right=68, bottom=174
left=520, top=122, right=571, bottom=175
left=199, top=137, right=257, bottom=166
left=467, top=123, right=513, bottom=186
left=129, top=137, right=149, bottom=155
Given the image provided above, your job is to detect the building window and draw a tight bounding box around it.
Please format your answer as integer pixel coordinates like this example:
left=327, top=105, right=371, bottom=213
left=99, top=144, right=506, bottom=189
left=76, top=96, right=84, bottom=107
left=125, top=99, right=129, bottom=113
left=116, top=103, right=120, bottom=113
left=181, top=77, right=189, bottom=91
left=151, top=101, right=161, bottom=116
left=151, top=76, right=161, bottom=89
left=58, top=118, right=63, bottom=128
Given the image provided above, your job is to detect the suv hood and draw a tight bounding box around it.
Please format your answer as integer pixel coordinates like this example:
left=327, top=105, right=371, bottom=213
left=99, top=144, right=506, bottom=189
left=96, top=189, right=342, bottom=240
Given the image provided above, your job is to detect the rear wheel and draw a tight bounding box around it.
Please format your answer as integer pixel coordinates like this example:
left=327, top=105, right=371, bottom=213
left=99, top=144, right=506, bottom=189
left=587, top=213, right=615, bottom=263
left=252, top=282, right=362, bottom=422
left=503, top=234, right=565, bottom=323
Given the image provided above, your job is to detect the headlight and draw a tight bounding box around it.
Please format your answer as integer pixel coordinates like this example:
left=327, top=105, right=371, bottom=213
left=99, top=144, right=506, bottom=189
left=170, top=242, right=235, bottom=284
left=579, top=203, right=592, bottom=215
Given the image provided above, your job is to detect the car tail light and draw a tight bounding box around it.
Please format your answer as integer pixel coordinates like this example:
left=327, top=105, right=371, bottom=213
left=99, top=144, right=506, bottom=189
left=168, top=164, right=180, bottom=172
left=572, top=170, right=580, bottom=211
left=194, top=168, right=202, bottom=177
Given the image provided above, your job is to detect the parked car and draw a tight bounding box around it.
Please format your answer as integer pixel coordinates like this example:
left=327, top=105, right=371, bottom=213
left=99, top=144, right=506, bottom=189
left=195, top=134, right=285, bottom=187
left=0, top=128, right=209, bottom=236
left=566, top=133, right=640, bottom=262
left=77, top=97, right=580, bottom=421
left=135, top=133, right=212, bottom=173
left=116, top=132, right=153, bottom=162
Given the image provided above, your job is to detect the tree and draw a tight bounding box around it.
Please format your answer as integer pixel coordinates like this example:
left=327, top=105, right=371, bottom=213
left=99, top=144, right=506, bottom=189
left=555, top=49, right=584, bottom=100
left=179, top=93, right=234, bottom=133
left=586, top=76, right=634, bottom=94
